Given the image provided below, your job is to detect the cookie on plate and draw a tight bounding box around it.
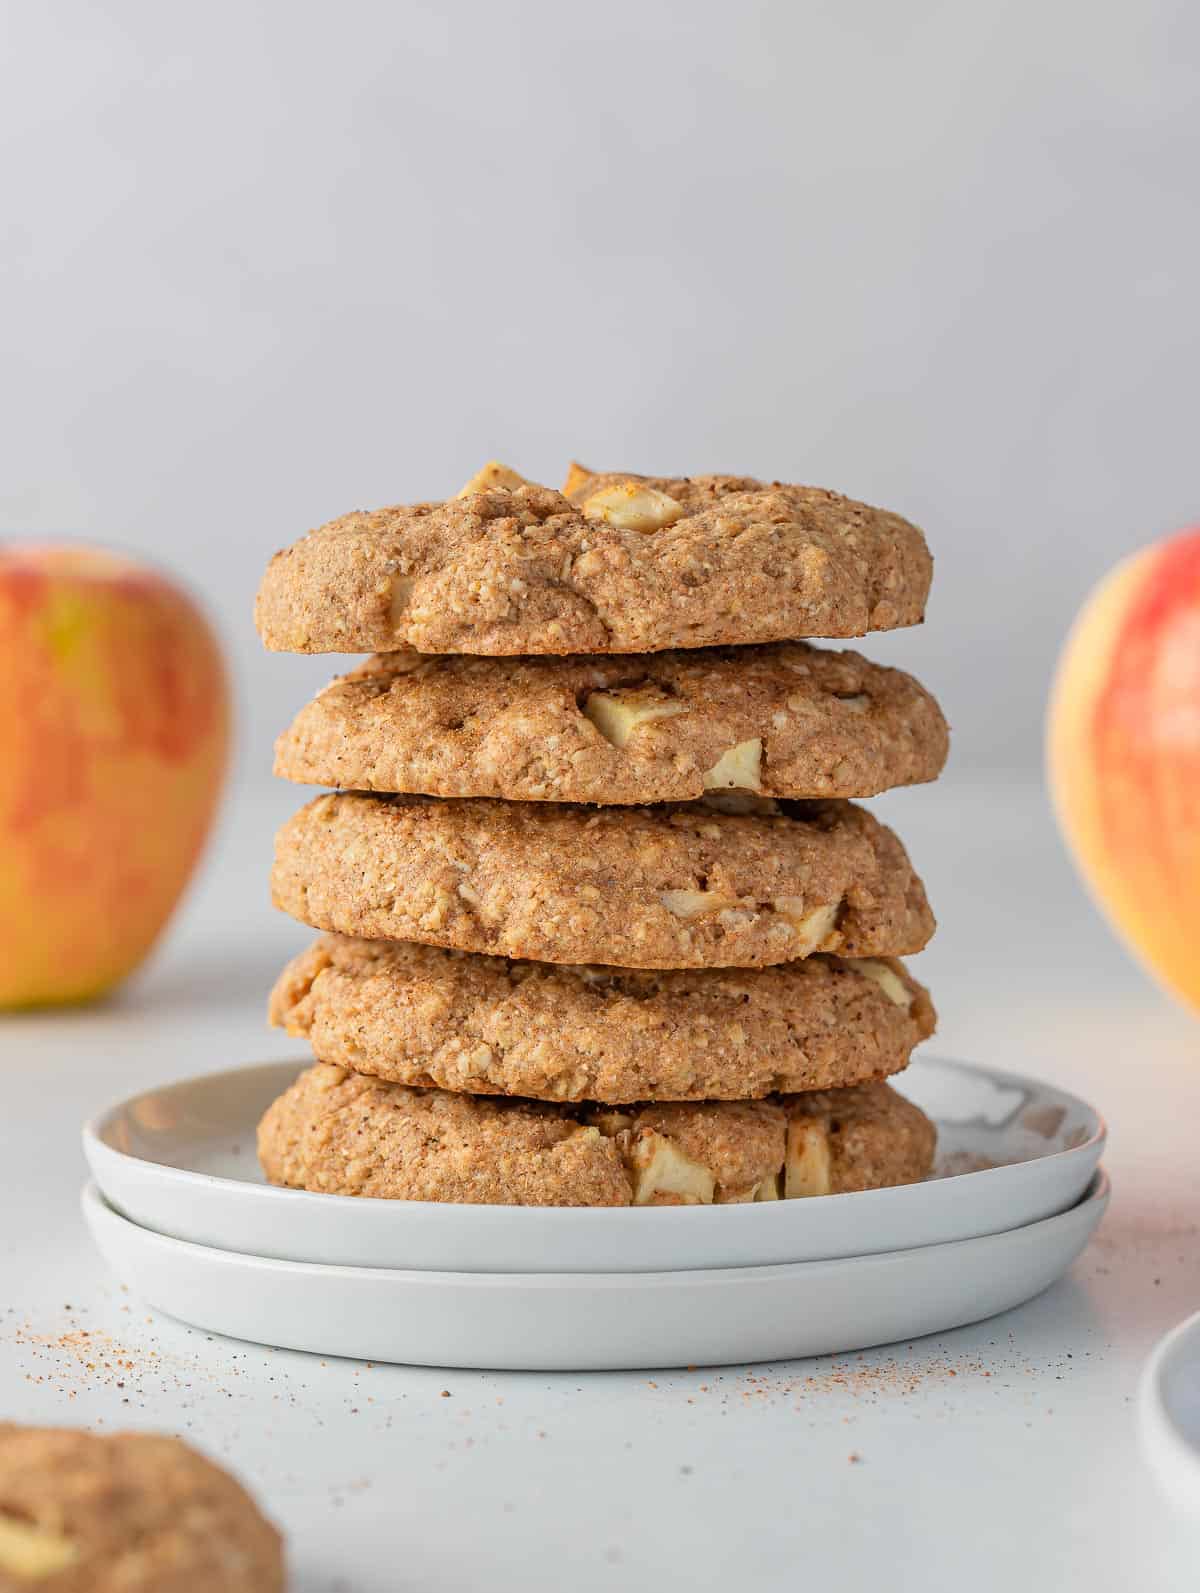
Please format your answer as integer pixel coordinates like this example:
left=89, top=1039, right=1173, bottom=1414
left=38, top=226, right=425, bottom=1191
left=257, top=1063, right=936, bottom=1206
left=271, top=793, right=934, bottom=969
left=0, top=1426, right=283, bottom=1592
left=274, top=642, right=949, bottom=804
left=254, top=466, right=932, bottom=656
left=270, top=935, right=936, bottom=1102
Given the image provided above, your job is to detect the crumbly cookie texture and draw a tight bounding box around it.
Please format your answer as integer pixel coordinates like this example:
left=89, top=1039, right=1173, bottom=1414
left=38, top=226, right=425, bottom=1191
left=270, top=935, right=936, bottom=1102
left=271, top=793, right=934, bottom=969
left=274, top=641, right=949, bottom=804
left=0, top=1426, right=283, bottom=1593
left=257, top=1065, right=935, bottom=1206
left=254, top=471, right=932, bottom=656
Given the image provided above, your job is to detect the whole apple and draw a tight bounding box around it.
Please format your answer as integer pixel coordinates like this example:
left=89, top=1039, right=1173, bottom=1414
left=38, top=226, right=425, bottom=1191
left=0, top=543, right=230, bottom=1008
left=1048, top=527, right=1200, bottom=1012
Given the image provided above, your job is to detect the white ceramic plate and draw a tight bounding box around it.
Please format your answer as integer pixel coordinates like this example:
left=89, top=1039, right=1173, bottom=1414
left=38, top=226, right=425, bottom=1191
left=1140, top=1308, right=1200, bottom=1517
left=83, top=1056, right=1105, bottom=1274
left=82, top=1172, right=1109, bottom=1370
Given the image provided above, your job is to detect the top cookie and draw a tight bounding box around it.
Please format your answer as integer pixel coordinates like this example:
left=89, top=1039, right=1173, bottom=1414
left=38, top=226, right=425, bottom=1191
left=0, top=1425, right=283, bottom=1593
left=255, top=463, right=932, bottom=656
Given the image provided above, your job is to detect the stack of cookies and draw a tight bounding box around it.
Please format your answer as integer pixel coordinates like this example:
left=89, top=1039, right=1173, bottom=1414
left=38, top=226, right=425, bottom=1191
left=254, top=463, right=947, bottom=1208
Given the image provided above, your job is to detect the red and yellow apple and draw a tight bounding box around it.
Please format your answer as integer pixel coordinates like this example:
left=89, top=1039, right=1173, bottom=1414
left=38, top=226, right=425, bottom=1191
left=0, top=544, right=229, bottom=1008
left=1048, top=527, right=1200, bottom=1011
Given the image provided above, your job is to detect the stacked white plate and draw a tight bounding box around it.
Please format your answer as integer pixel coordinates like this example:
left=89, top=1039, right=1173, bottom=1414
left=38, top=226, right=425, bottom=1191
left=1140, top=1309, right=1200, bottom=1517
left=83, top=1056, right=1108, bottom=1370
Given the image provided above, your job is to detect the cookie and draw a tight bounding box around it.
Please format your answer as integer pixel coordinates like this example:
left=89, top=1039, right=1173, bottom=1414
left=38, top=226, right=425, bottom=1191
left=271, top=793, right=935, bottom=969
left=270, top=935, right=936, bottom=1102
left=274, top=642, right=949, bottom=804
left=254, top=469, right=932, bottom=656
left=257, top=1064, right=936, bottom=1206
left=0, top=1426, right=283, bottom=1593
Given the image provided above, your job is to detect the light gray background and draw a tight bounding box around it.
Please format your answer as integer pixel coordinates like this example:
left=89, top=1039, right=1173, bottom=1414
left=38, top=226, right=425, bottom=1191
left=4, top=14, right=1200, bottom=1580
left=3, top=0, right=1198, bottom=781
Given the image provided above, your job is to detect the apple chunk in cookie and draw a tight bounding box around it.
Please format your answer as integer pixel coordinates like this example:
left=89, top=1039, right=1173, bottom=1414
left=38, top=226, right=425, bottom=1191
left=578, top=481, right=685, bottom=532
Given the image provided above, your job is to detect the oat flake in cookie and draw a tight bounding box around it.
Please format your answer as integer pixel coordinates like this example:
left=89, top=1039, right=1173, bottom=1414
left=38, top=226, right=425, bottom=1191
left=270, top=935, right=936, bottom=1103
left=270, top=792, right=935, bottom=970
left=254, top=463, right=932, bottom=656
left=274, top=642, right=949, bottom=804
left=257, top=1064, right=936, bottom=1207
left=0, top=1425, right=284, bottom=1593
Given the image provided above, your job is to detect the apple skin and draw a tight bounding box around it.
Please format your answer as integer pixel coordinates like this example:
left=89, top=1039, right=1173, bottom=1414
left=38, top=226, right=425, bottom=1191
left=0, top=544, right=230, bottom=1008
left=1048, top=527, right=1200, bottom=1012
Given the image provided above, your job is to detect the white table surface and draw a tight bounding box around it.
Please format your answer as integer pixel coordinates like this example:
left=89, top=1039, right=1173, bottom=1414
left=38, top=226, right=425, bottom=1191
left=3, top=774, right=1198, bottom=1592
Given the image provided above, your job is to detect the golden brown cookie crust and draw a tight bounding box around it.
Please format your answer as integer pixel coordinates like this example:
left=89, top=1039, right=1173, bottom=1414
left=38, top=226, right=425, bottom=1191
left=270, top=935, right=936, bottom=1102
left=254, top=476, right=932, bottom=656
left=274, top=642, right=949, bottom=804
left=0, top=1426, right=283, bottom=1593
left=271, top=793, right=935, bottom=969
left=257, top=1065, right=935, bottom=1206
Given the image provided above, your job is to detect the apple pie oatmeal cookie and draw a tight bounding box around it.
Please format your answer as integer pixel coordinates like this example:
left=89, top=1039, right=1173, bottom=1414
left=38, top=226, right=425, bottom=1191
left=0, top=1426, right=283, bottom=1593
left=270, top=792, right=935, bottom=969
left=269, top=935, right=935, bottom=1102
left=257, top=1063, right=936, bottom=1206
left=255, top=464, right=932, bottom=656
left=274, top=642, right=949, bottom=803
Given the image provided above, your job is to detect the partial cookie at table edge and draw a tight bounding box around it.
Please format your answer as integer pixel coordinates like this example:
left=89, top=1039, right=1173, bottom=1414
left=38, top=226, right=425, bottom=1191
left=0, top=1425, right=284, bottom=1593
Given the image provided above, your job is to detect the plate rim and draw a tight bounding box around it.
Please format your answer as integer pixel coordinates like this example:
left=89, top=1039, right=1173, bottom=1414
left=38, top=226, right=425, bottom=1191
left=1140, top=1306, right=1200, bottom=1507
left=82, top=1168, right=1110, bottom=1287
left=82, top=1052, right=1108, bottom=1224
